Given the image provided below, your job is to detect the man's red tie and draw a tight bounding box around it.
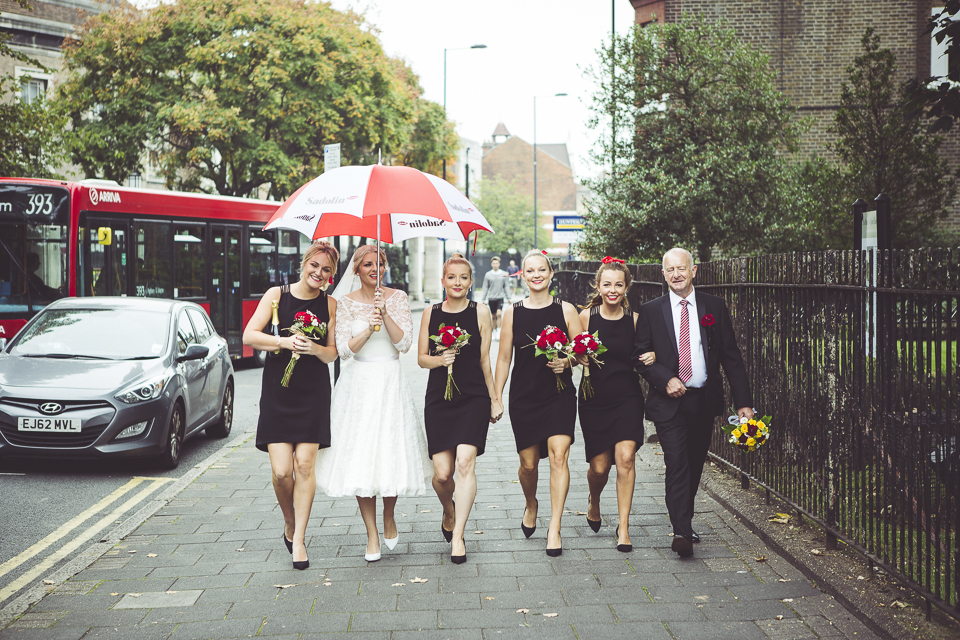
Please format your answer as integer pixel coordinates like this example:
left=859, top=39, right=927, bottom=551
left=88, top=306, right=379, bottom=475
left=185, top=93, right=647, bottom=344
left=678, top=299, right=692, bottom=383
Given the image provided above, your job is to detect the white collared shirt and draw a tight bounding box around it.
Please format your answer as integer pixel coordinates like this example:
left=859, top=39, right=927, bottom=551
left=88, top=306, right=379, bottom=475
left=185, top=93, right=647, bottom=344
left=668, top=287, right=707, bottom=388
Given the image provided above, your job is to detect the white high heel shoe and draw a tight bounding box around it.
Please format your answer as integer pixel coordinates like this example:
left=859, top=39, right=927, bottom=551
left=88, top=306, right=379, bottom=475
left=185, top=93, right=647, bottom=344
left=384, top=532, right=399, bottom=551
left=364, top=536, right=381, bottom=562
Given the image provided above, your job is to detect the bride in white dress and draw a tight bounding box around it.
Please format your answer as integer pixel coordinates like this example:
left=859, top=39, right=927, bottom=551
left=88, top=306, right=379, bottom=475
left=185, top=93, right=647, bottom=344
left=316, top=245, right=431, bottom=562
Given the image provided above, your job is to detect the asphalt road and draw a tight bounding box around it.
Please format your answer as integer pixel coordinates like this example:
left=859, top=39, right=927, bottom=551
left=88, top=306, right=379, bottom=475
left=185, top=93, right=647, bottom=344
left=0, top=360, right=264, bottom=609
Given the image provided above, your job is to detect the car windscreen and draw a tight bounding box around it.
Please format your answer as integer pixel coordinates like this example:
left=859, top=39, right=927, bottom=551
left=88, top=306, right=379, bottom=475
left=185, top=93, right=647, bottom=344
left=10, top=308, right=170, bottom=359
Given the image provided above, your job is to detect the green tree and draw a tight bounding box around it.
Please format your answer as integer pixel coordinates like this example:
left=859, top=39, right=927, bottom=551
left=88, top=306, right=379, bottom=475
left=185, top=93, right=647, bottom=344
left=472, top=178, right=535, bottom=255
left=579, top=16, right=806, bottom=263
left=906, top=0, right=960, bottom=133
left=56, top=0, right=456, bottom=198
left=830, top=29, right=958, bottom=249
left=0, top=0, right=66, bottom=178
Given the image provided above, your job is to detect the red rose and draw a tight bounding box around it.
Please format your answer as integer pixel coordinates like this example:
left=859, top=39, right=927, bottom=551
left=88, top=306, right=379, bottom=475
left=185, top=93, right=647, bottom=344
left=537, top=335, right=548, bottom=348
left=451, top=328, right=462, bottom=338
left=441, top=333, right=456, bottom=346
left=701, top=314, right=715, bottom=327
left=587, top=339, right=599, bottom=351
left=573, top=342, right=587, bottom=355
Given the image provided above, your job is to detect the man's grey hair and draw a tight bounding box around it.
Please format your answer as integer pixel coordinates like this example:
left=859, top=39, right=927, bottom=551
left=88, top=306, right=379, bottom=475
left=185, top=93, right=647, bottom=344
left=662, top=247, right=695, bottom=269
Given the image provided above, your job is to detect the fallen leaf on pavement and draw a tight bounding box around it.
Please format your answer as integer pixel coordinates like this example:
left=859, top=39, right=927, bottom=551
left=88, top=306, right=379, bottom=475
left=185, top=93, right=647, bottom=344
left=810, top=549, right=824, bottom=556
left=775, top=615, right=784, bottom=620
left=654, top=452, right=663, bottom=455
left=487, top=505, right=499, bottom=508
left=391, top=583, right=405, bottom=587
left=485, top=597, right=495, bottom=600
left=768, top=513, right=791, bottom=524
left=778, top=579, right=792, bottom=583
left=147, top=553, right=158, bottom=558
left=236, top=548, right=244, bottom=552
left=110, top=593, right=119, bottom=596
left=543, top=613, right=558, bottom=618
left=755, top=555, right=767, bottom=563
left=42, top=580, right=55, bottom=585
left=473, top=531, right=483, bottom=534
left=129, top=593, right=141, bottom=597
left=165, top=591, right=177, bottom=594
left=890, top=600, right=909, bottom=609
left=516, top=608, right=529, bottom=614
left=409, top=577, right=428, bottom=584
left=783, top=599, right=794, bottom=603
left=274, top=584, right=296, bottom=589
left=574, top=511, right=587, bottom=516
left=421, top=510, right=432, bottom=513
left=127, top=550, right=137, bottom=554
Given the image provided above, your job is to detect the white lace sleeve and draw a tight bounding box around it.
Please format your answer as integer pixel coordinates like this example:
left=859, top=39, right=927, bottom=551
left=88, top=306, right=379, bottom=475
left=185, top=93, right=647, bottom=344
left=386, top=290, right=414, bottom=353
left=335, top=297, right=358, bottom=361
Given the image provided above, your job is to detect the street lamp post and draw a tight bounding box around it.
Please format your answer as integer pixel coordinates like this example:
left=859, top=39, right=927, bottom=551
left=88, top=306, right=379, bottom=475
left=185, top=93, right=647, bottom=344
left=442, top=44, right=486, bottom=261
left=533, top=93, right=567, bottom=251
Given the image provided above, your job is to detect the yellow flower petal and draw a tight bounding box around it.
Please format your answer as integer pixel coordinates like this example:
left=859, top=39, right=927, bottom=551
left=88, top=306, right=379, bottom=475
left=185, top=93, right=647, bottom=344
left=746, top=438, right=756, bottom=446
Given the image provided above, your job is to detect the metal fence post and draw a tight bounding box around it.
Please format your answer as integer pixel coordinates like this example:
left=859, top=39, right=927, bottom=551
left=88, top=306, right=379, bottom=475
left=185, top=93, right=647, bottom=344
left=824, top=251, right=839, bottom=551
left=852, top=198, right=867, bottom=250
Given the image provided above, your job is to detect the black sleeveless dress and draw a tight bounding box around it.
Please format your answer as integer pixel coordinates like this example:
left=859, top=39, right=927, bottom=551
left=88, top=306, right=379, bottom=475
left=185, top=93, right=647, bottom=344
left=508, top=299, right=576, bottom=459
left=577, top=306, right=645, bottom=461
left=255, top=286, right=332, bottom=452
left=424, top=302, right=490, bottom=457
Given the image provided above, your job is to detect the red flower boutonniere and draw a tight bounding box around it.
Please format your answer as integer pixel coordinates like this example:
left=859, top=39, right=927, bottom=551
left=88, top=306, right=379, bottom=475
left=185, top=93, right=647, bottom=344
left=701, top=314, right=715, bottom=327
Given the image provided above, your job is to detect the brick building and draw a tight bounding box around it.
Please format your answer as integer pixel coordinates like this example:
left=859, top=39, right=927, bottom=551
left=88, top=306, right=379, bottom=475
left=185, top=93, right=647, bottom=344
left=1, top=0, right=105, bottom=104
left=629, top=0, right=960, bottom=233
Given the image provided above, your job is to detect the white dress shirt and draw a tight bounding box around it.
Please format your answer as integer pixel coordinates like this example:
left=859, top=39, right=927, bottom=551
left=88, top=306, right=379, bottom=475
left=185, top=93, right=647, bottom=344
left=668, top=288, right=707, bottom=388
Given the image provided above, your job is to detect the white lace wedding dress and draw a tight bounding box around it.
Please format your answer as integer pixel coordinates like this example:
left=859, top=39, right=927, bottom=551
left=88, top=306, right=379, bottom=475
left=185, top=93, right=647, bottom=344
left=315, top=289, right=432, bottom=497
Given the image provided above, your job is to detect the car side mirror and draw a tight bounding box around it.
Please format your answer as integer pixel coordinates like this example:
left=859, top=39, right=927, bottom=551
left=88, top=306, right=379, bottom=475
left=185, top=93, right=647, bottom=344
left=176, top=344, right=209, bottom=363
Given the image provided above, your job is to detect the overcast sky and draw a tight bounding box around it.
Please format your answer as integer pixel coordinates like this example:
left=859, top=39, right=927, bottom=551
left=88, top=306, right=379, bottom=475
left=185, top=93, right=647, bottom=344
left=328, top=0, right=638, bottom=180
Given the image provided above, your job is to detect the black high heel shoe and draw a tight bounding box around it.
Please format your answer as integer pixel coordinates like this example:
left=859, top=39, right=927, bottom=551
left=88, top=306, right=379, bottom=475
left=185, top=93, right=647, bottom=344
left=282, top=533, right=293, bottom=554
left=615, top=525, right=632, bottom=553
left=586, top=516, right=601, bottom=533
left=293, top=559, right=309, bottom=570
left=546, top=534, right=562, bottom=557
left=442, top=500, right=455, bottom=543
left=521, top=498, right=538, bottom=538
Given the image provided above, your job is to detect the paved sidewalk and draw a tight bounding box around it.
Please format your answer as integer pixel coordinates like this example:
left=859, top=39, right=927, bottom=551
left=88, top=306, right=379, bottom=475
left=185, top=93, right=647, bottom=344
left=0, top=327, right=880, bottom=640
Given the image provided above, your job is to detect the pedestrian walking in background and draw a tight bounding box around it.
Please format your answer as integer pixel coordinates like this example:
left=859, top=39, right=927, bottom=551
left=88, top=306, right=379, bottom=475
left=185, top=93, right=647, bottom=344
left=418, top=255, right=503, bottom=564
left=317, top=245, right=432, bottom=562
left=633, top=248, right=754, bottom=558
left=494, top=250, right=584, bottom=557
left=242, top=240, right=340, bottom=571
left=506, top=258, right=520, bottom=300
left=577, top=258, right=655, bottom=552
left=482, top=256, right=509, bottom=340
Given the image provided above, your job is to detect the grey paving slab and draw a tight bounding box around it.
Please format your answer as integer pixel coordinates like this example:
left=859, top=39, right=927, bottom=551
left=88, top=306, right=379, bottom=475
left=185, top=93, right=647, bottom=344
left=166, top=617, right=265, bottom=640
left=141, top=603, right=232, bottom=624
left=575, top=621, right=674, bottom=640
left=114, top=589, right=202, bottom=609
left=348, top=610, right=438, bottom=632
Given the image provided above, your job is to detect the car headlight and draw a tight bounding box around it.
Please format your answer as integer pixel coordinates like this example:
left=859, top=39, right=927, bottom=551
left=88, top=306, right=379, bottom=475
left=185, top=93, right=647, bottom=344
left=115, top=374, right=172, bottom=404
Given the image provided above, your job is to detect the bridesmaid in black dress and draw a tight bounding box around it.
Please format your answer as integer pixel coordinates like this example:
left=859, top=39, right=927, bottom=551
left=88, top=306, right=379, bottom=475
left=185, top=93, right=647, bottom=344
left=494, top=250, right=584, bottom=556
left=577, top=259, right=656, bottom=552
left=241, top=240, right=339, bottom=570
left=418, top=255, right=502, bottom=564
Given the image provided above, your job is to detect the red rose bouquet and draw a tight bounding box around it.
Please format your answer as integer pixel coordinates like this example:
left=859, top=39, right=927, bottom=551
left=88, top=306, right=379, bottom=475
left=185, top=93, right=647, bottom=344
left=722, top=412, right=772, bottom=453
left=429, top=323, right=471, bottom=400
left=567, top=331, right=608, bottom=399
left=527, top=325, right=574, bottom=393
left=281, top=310, right=327, bottom=387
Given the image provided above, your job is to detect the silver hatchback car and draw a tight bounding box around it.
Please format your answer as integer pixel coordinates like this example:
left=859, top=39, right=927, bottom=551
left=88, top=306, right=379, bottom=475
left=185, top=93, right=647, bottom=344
left=0, top=297, right=234, bottom=468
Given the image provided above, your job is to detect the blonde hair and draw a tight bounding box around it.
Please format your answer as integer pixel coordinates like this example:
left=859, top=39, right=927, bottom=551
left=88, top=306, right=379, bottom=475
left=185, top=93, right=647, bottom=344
left=521, top=249, right=552, bottom=271
left=584, top=262, right=632, bottom=310
left=301, top=240, right=339, bottom=275
left=351, top=244, right=387, bottom=274
left=443, top=255, right=473, bottom=278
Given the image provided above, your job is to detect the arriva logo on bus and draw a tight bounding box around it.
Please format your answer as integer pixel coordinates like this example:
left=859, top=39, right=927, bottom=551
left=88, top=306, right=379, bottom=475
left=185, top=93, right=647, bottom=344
left=89, top=188, right=121, bottom=207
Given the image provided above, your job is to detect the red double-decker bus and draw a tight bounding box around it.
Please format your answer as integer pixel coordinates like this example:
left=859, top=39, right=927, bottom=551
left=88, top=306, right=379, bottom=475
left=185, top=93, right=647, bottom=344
left=0, top=177, right=304, bottom=364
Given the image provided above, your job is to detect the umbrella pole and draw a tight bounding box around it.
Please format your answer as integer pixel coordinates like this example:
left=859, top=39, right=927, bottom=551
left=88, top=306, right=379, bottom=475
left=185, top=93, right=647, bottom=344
left=374, top=214, right=382, bottom=331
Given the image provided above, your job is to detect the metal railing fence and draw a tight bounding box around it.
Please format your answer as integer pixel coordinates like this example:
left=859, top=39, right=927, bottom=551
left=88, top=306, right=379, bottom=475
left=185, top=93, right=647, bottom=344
left=555, top=251, right=959, bottom=619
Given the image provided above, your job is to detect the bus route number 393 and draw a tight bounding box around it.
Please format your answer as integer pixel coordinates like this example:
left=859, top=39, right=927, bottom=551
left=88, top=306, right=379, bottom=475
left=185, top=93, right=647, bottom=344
left=25, top=193, right=54, bottom=215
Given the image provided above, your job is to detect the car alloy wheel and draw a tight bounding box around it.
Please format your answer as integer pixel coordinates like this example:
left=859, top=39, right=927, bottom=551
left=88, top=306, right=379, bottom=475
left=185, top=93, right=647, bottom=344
left=159, top=403, right=184, bottom=469
left=207, top=381, right=233, bottom=439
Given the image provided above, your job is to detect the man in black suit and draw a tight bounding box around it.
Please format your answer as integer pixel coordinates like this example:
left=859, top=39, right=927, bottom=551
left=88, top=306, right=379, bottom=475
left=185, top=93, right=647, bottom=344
left=633, top=248, right=753, bottom=557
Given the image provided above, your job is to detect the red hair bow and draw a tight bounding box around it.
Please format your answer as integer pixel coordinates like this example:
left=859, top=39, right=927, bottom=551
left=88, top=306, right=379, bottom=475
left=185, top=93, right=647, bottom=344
left=601, top=256, right=625, bottom=264
left=541, top=250, right=548, bottom=256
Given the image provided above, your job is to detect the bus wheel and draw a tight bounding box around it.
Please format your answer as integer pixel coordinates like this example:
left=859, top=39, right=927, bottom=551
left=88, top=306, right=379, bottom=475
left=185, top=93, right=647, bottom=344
left=207, top=381, right=233, bottom=439
left=252, top=349, right=267, bottom=368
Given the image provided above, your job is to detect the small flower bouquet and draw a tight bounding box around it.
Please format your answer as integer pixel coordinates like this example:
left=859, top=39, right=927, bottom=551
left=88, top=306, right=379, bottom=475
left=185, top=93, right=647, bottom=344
left=527, top=325, right=574, bottom=393
left=568, top=331, right=607, bottom=399
left=722, top=412, right=772, bottom=452
left=281, top=310, right=327, bottom=387
left=429, top=323, right=471, bottom=400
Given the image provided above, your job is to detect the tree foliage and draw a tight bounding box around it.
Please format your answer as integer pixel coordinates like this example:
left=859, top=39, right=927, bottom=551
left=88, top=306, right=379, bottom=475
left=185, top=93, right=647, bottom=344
left=0, top=0, right=66, bottom=178
left=830, top=30, right=958, bottom=249
left=579, top=16, right=805, bottom=263
left=472, top=178, right=535, bottom=255
left=56, top=0, right=457, bottom=198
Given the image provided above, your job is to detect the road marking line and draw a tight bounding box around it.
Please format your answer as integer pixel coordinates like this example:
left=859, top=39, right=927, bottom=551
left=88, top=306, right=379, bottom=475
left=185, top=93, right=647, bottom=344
left=0, top=478, right=147, bottom=581
left=0, top=478, right=169, bottom=603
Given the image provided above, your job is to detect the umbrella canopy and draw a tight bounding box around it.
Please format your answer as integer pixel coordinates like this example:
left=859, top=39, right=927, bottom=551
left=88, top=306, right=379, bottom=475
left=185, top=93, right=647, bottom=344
left=263, top=164, right=475, bottom=238
left=304, top=208, right=492, bottom=244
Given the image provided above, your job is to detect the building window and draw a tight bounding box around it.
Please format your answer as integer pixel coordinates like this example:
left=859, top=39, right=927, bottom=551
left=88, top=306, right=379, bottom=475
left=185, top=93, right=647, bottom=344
left=15, top=68, right=52, bottom=105
left=932, top=7, right=960, bottom=78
